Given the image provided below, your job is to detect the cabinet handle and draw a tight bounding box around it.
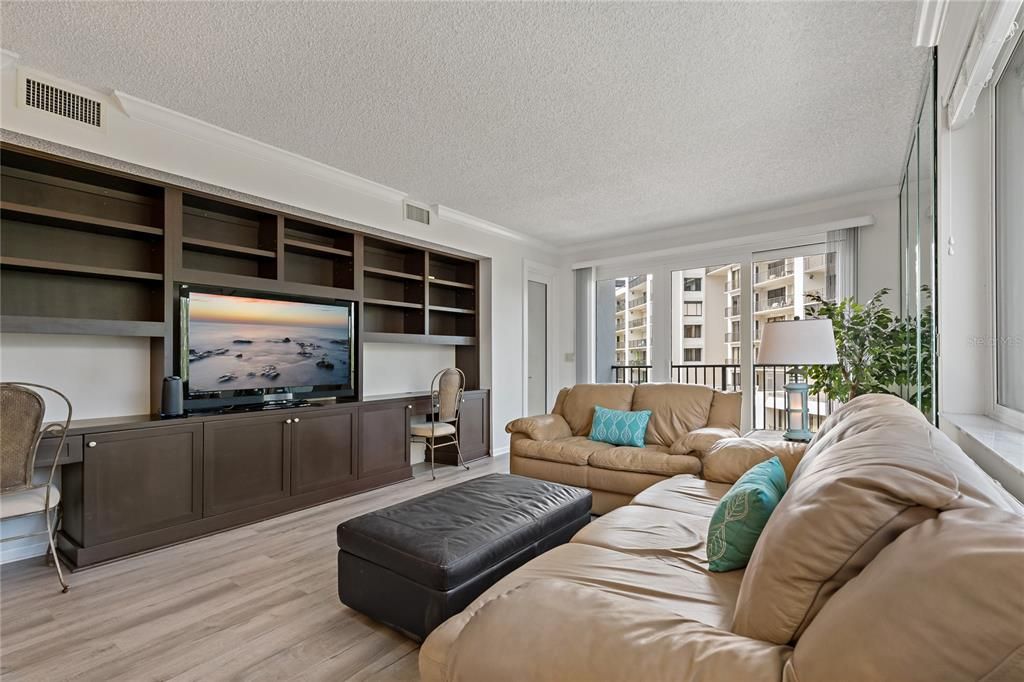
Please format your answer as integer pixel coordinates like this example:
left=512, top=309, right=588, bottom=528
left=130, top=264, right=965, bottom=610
left=407, top=405, right=413, bottom=409
left=293, top=417, right=300, bottom=423
left=87, top=441, right=97, bottom=448
left=285, top=419, right=293, bottom=424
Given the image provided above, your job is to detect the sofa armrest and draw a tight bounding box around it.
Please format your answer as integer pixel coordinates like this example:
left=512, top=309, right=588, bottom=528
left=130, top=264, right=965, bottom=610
left=505, top=414, right=572, bottom=441
left=703, top=437, right=807, bottom=483
left=441, top=580, right=791, bottom=682
left=670, top=426, right=740, bottom=456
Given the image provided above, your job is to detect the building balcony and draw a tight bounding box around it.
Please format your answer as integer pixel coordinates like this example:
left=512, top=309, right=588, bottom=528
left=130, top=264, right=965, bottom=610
left=724, top=305, right=741, bottom=318
left=755, top=296, right=794, bottom=313
left=755, top=267, right=794, bottom=286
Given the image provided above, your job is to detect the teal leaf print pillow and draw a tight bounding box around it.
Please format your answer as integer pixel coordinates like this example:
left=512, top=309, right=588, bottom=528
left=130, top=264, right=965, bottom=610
left=707, top=456, right=787, bottom=572
left=588, top=405, right=652, bottom=447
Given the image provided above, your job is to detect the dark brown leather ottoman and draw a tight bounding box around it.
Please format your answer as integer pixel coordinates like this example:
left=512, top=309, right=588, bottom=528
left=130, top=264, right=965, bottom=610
left=336, top=473, right=592, bottom=641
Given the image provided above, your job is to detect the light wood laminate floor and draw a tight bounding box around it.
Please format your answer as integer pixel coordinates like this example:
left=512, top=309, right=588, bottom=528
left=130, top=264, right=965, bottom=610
left=0, top=456, right=509, bottom=681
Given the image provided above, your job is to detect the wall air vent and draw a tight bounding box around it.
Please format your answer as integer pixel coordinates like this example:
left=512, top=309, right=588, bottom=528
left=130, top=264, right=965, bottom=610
left=24, top=77, right=102, bottom=127
left=404, top=201, right=431, bottom=226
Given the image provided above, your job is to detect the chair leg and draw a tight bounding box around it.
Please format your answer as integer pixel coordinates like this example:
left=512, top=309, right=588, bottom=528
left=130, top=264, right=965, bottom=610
left=45, top=507, right=69, bottom=593
left=429, top=435, right=436, bottom=480
left=455, top=436, right=469, bottom=471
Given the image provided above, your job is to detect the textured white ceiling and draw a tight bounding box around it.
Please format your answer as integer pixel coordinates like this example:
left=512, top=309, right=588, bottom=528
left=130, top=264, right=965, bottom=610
left=1, top=1, right=928, bottom=246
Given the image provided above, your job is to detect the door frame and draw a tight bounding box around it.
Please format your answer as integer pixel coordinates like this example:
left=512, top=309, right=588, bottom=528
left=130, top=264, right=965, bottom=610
left=522, top=260, right=559, bottom=416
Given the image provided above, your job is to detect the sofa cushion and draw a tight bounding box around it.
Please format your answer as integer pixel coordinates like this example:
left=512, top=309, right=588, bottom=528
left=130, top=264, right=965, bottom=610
left=703, top=437, right=806, bottom=483
left=420, top=541, right=751, bottom=682
left=631, top=475, right=732, bottom=517
left=731, top=419, right=962, bottom=644
left=443, top=580, right=791, bottom=682
left=557, top=384, right=635, bottom=436
left=589, top=446, right=701, bottom=477
left=681, top=427, right=738, bottom=455
left=632, top=383, right=715, bottom=447
left=708, top=457, right=787, bottom=573
left=589, top=406, right=652, bottom=447
left=707, top=391, right=743, bottom=431
left=785, top=508, right=1024, bottom=682
left=511, top=436, right=615, bottom=466
left=572, top=505, right=704, bottom=559
left=588, top=467, right=672, bottom=497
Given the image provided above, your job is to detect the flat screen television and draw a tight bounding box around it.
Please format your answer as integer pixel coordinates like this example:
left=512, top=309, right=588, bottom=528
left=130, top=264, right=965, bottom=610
left=179, top=286, right=356, bottom=406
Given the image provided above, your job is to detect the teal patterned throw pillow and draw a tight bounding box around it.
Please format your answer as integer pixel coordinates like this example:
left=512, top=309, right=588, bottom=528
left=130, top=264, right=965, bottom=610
left=707, top=456, right=787, bottom=572
left=588, top=405, right=652, bottom=447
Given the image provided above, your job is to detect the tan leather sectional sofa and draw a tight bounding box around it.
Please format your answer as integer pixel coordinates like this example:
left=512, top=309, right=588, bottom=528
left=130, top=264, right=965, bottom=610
left=506, top=383, right=742, bottom=514
left=421, top=394, right=1024, bottom=681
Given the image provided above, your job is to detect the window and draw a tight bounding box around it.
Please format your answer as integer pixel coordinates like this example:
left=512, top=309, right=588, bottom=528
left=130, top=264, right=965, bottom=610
left=684, top=302, right=702, bottom=316
left=684, top=324, right=702, bottom=338
left=684, top=277, right=702, bottom=292
left=595, top=273, right=653, bottom=381
left=683, top=348, right=702, bottom=362
left=671, top=263, right=740, bottom=389
left=995, top=35, right=1024, bottom=416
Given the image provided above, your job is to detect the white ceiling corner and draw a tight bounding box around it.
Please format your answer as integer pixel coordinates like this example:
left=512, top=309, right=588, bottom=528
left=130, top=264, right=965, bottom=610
left=1, top=3, right=929, bottom=246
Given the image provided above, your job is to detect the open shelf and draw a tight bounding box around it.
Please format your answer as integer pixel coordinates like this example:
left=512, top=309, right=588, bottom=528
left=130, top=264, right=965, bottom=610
left=427, top=276, right=474, bottom=290
left=364, top=298, right=423, bottom=310
left=182, top=193, right=277, bottom=280
left=283, top=239, right=352, bottom=258
left=0, top=315, right=166, bottom=337
left=428, top=253, right=475, bottom=286
left=428, top=305, right=475, bottom=315
left=181, top=236, right=275, bottom=259
left=0, top=256, right=161, bottom=282
left=363, top=332, right=476, bottom=346
left=0, top=202, right=163, bottom=239
left=282, top=218, right=355, bottom=290
left=364, top=266, right=423, bottom=282
left=363, top=300, right=425, bottom=335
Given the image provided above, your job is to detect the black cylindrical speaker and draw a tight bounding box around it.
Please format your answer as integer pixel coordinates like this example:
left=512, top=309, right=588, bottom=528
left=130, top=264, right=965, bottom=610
left=161, top=376, right=184, bottom=417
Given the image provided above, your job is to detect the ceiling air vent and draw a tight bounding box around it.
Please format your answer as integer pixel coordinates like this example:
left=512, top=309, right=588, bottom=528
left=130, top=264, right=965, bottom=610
left=404, top=201, right=431, bottom=226
left=24, top=77, right=102, bottom=127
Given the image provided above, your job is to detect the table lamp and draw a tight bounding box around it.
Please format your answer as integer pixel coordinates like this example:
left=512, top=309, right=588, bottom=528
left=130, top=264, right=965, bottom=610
left=756, top=318, right=838, bottom=441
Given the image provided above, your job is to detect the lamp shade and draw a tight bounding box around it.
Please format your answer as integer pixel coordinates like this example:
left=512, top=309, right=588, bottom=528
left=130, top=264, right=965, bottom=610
left=756, top=319, right=839, bottom=365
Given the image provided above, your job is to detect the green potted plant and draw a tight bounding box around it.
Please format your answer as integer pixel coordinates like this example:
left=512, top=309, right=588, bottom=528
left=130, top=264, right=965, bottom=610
left=805, top=287, right=933, bottom=417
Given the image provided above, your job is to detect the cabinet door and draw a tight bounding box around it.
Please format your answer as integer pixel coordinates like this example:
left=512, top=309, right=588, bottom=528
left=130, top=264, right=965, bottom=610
left=83, top=425, right=202, bottom=545
left=203, top=415, right=290, bottom=517
left=358, top=402, right=410, bottom=477
left=291, top=407, right=357, bottom=495
left=458, top=392, right=490, bottom=460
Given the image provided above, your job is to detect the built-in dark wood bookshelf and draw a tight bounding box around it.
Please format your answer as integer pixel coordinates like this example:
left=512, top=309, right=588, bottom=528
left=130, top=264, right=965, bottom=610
left=0, top=143, right=484, bottom=407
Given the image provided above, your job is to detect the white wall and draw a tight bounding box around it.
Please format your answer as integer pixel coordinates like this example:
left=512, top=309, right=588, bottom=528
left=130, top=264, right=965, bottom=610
left=0, top=334, right=150, bottom=419
left=361, top=343, right=456, bottom=397
left=0, top=61, right=573, bottom=464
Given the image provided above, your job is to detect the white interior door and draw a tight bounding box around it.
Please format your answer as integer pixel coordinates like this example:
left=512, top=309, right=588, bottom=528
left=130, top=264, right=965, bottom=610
left=527, top=280, right=548, bottom=415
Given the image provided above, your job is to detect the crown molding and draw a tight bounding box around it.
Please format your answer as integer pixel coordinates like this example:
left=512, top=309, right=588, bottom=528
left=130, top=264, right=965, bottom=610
left=113, top=90, right=408, bottom=203
left=1, top=49, right=20, bottom=71
left=433, top=203, right=559, bottom=251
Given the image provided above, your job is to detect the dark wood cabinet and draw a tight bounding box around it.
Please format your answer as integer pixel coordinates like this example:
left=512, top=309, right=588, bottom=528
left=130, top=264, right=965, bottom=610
left=203, top=415, right=290, bottom=516
left=79, top=424, right=202, bottom=546
left=290, top=407, right=357, bottom=494
left=358, top=402, right=410, bottom=477
left=458, top=391, right=490, bottom=462
left=35, top=434, right=83, bottom=468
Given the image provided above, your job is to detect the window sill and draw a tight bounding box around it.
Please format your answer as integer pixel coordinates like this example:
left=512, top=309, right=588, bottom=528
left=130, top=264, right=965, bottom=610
left=941, top=412, right=1024, bottom=501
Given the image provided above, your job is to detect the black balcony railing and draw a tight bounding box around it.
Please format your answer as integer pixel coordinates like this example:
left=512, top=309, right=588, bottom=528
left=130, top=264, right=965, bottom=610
left=671, top=364, right=740, bottom=391
left=611, top=365, right=651, bottom=384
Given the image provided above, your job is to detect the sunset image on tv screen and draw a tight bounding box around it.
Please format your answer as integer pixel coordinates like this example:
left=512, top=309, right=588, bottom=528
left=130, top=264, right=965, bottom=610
left=185, top=292, right=350, bottom=392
